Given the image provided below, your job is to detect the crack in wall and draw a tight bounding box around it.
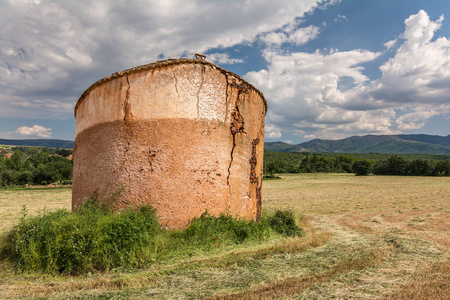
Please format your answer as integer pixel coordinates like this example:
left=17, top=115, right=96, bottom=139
left=173, top=72, right=180, bottom=110
left=249, top=137, right=260, bottom=184
left=224, top=75, right=230, bottom=123
left=255, top=185, right=262, bottom=222
left=250, top=135, right=262, bottom=221
left=196, top=65, right=205, bottom=119
left=123, top=75, right=133, bottom=122
left=226, top=89, right=245, bottom=193
left=123, top=75, right=134, bottom=193
left=226, top=133, right=236, bottom=188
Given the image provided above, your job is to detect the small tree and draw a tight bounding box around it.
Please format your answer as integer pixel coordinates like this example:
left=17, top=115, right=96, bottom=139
left=352, top=160, right=372, bottom=176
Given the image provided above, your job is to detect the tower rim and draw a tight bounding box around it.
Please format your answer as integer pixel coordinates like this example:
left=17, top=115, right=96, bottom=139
left=74, top=58, right=266, bottom=117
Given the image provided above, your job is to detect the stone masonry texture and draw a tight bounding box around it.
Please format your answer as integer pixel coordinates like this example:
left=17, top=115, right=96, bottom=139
left=73, top=58, right=266, bottom=228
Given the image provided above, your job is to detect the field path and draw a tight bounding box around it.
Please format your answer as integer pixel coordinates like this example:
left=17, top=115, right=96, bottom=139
left=298, top=214, right=448, bottom=299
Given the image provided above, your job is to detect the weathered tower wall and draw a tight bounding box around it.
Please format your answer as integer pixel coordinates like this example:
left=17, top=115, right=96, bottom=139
left=73, top=59, right=266, bottom=228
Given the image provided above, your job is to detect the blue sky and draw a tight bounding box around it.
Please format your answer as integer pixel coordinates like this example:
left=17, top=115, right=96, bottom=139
left=1, top=0, right=449, bottom=144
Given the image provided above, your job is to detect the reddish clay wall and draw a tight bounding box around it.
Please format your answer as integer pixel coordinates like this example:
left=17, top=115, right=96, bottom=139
left=73, top=59, right=266, bottom=228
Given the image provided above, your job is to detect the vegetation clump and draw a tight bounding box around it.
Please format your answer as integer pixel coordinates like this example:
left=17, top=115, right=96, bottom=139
left=181, top=212, right=271, bottom=246
left=1, top=199, right=160, bottom=274
left=0, top=147, right=73, bottom=187
left=267, top=209, right=303, bottom=237
left=0, top=199, right=302, bottom=275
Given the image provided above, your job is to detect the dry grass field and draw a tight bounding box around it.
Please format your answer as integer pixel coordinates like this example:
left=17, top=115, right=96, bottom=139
left=0, top=188, right=71, bottom=233
left=264, top=174, right=450, bottom=299
left=0, top=174, right=448, bottom=299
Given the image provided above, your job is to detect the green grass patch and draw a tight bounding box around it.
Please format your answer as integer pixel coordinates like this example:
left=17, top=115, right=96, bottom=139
left=0, top=199, right=302, bottom=275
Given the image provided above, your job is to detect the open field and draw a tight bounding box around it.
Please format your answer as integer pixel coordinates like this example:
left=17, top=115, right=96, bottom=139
left=0, top=174, right=449, bottom=299
left=0, top=188, right=71, bottom=233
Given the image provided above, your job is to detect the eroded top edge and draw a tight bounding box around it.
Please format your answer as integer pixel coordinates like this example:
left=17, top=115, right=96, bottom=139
left=74, top=58, right=267, bottom=116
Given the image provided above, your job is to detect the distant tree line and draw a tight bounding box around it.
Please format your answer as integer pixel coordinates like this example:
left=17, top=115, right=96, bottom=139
left=2, top=147, right=448, bottom=186
left=6, top=146, right=73, bottom=156
left=264, top=151, right=450, bottom=177
left=373, top=155, right=450, bottom=176
left=0, top=147, right=73, bottom=186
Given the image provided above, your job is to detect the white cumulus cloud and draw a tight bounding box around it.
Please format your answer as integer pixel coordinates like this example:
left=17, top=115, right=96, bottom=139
left=395, top=108, right=440, bottom=130
left=15, top=125, right=52, bottom=138
left=245, top=48, right=381, bottom=139
left=265, top=124, right=283, bottom=138
left=261, top=25, right=321, bottom=46
left=0, top=0, right=326, bottom=119
left=345, top=10, right=450, bottom=133
left=247, top=10, right=450, bottom=140
left=384, top=39, right=397, bottom=49
left=371, top=11, right=450, bottom=105
left=206, top=53, right=244, bottom=65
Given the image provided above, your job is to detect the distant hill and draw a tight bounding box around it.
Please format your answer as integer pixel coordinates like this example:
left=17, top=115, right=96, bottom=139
left=2, top=134, right=449, bottom=154
left=0, top=139, right=74, bottom=149
left=265, top=134, right=450, bottom=154
left=262, top=141, right=309, bottom=152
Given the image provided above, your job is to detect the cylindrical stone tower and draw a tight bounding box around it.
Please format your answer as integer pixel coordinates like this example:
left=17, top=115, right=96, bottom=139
left=73, top=58, right=266, bottom=228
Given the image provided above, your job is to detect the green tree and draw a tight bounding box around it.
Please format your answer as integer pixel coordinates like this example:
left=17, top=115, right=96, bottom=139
left=0, top=169, right=19, bottom=185
left=374, top=155, right=408, bottom=175
left=25, top=147, right=50, bottom=167
left=5, top=150, right=31, bottom=171
left=408, top=159, right=433, bottom=176
left=433, top=160, right=450, bottom=176
left=352, top=160, right=372, bottom=176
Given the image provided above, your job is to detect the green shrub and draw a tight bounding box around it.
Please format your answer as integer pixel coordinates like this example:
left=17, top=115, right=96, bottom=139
left=1, top=201, right=161, bottom=274
left=267, top=209, right=303, bottom=237
left=1, top=202, right=304, bottom=274
left=180, top=212, right=271, bottom=249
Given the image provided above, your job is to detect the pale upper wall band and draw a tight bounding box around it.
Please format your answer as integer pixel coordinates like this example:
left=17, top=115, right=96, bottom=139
left=74, top=58, right=267, bottom=118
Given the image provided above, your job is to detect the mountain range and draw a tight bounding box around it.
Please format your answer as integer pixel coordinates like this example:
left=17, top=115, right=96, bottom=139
left=265, top=134, right=450, bottom=155
left=1, top=134, right=450, bottom=154
left=0, top=139, right=74, bottom=149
